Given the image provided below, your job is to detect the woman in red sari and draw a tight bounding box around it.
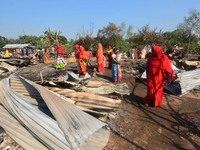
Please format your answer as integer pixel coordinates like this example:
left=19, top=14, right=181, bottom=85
left=55, top=43, right=66, bottom=69
left=144, top=46, right=174, bottom=107
left=78, top=45, right=90, bottom=76
left=96, top=43, right=105, bottom=73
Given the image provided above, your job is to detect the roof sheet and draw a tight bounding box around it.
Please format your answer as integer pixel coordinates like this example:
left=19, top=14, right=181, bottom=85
left=3, top=44, right=31, bottom=49
left=0, top=74, right=110, bottom=149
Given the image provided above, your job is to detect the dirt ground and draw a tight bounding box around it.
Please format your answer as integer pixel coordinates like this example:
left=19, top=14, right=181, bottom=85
left=4, top=57, right=200, bottom=150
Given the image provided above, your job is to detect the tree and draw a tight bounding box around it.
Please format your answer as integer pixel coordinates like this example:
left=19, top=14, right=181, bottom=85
left=177, top=9, right=200, bottom=52
left=126, top=25, right=134, bottom=39
left=119, top=22, right=126, bottom=39
left=16, top=35, right=42, bottom=48
left=0, top=36, right=8, bottom=48
left=76, top=35, right=95, bottom=51
left=58, top=35, right=68, bottom=45
left=137, top=25, right=164, bottom=46
left=42, top=28, right=69, bottom=52
left=163, top=30, right=185, bottom=48
left=128, top=25, right=164, bottom=49
left=97, top=22, right=122, bottom=48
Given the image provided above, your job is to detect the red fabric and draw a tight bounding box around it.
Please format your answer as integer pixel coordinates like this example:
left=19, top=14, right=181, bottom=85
left=78, top=45, right=90, bottom=75
left=144, top=46, right=174, bottom=107
left=56, top=43, right=64, bottom=57
left=74, top=44, right=80, bottom=58
left=96, top=43, right=105, bottom=72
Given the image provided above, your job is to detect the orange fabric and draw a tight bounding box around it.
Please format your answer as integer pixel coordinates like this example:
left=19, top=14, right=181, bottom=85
left=144, top=46, right=174, bottom=107
left=78, top=45, right=90, bottom=75
left=96, top=43, right=105, bottom=72
left=43, top=52, right=49, bottom=64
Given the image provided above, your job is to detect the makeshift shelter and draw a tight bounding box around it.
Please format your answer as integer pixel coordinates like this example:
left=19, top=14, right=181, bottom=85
left=3, top=44, right=36, bottom=56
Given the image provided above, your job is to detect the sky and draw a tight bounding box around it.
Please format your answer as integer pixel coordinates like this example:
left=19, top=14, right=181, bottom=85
left=0, top=0, right=200, bottom=40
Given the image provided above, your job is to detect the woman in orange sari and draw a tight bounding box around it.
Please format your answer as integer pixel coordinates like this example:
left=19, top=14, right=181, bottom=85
left=43, top=49, right=49, bottom=64
left=144, top=45, right=174, bottom=107
left=96, top=43, right=105, bottom=73
left=78, top=45, right=90, bottom=76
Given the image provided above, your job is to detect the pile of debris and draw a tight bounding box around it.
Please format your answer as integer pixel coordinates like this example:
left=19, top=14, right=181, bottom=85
left=0, top=58, right=130, bottom=149
left=135, top=57, right=200, bottom=96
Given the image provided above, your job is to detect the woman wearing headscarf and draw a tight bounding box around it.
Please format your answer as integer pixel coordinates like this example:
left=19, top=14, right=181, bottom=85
left=96, top=43, right=105, bottom=73
left=43, top=49, right=49, bottom=64
left=78, top=45, right=90, bottom=76
left=55, top=43, right=66, bottom=69
left=56, top=43, right=64, bottom=58
left=144, top=45, right=175, bottom=107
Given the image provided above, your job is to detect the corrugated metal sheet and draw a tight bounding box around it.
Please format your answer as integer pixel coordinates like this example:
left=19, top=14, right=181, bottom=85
left=0, top=105, right=48, bottom=150
left=0, top=74, right=110, bottom=149
left=178, top=69, right=200, bottom=95
left=3, top=44, right=31, bottom=49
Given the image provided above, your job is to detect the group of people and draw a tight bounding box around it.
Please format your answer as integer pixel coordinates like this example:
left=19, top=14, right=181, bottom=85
left=36, top=49, right=49, bottom=64
left=36, top=43, right=66, bottom=68
left=95, top=44, right=175, bottom=108
left=127, top=48, right=147, bottom=60
left=96, top=44, right=122, bottom=83
left=74, top=43, right=122, bottom=82
left=43, top=42, right=175, bottom=108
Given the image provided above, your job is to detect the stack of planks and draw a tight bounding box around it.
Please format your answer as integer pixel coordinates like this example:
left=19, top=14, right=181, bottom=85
left=50, top=87, right=121, bottom=118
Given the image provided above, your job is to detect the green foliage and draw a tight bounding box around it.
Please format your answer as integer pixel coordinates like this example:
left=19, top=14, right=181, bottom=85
left=177, top=9, right=200, bottom=51
left=138, top=25, right=164, bottom=46
left=118, top=39, right=131, bottom=52
left=127, top=25, right=164, bottom=50
left=58, top=35, right=68, bottom=44
left=16, top=35, right=40, bottom=45
left=0, top=36, right=8, bottom=48
left=66, top=39, right=75, bottom=54
left=42, top=28, right=63, bottom=48
left=97, top=22, right=122, bottom=47
left=194, top=45, right=200, bottom=51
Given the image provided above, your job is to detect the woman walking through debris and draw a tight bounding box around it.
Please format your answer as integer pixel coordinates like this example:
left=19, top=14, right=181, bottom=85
left=144, top=45, right=175, bottom=107
left=78, top=45, right=90, bottom=76
left=55, top=43, right=66, bottom=69
left=96, top=43, right=105, bottom=73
